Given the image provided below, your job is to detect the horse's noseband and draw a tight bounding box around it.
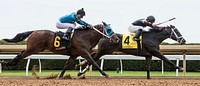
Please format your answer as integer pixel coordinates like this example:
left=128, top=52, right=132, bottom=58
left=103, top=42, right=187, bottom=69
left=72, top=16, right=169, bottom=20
left=166, top=27, right=184, bottom=42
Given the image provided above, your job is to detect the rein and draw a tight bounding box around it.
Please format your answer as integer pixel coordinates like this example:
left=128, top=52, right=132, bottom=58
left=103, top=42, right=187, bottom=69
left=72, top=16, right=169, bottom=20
left=92, top=27, right=111, bottom=39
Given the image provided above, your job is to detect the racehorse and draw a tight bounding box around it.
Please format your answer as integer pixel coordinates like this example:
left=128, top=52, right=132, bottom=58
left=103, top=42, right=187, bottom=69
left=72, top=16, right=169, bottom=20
left=77, top=25, right=186, bottom=79
left=1, top=22, right=119, bottom=78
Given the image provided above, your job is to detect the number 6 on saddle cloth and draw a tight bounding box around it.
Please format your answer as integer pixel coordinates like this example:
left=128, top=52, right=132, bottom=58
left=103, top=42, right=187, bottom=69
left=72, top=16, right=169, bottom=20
left=53, top=31, right=69, bottom=50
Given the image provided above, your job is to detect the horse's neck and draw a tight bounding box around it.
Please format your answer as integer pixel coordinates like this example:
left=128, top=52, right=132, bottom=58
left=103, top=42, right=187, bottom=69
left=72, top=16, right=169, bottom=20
left=145, top=30, right=169, bottom=44
left=89, top=31, right=102, bottom=44
left=154, top=30, right=169, bottom=44
left=74, top=29, right=102, bottom=44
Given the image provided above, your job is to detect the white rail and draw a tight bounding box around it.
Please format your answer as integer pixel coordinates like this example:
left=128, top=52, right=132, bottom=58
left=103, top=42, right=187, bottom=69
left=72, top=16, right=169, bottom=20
left=0, top=54, right=199, bottom=76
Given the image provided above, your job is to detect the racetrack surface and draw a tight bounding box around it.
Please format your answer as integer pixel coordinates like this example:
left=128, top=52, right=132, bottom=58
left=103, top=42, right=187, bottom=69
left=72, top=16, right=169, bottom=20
left=0, top=76, right=200, bottom=86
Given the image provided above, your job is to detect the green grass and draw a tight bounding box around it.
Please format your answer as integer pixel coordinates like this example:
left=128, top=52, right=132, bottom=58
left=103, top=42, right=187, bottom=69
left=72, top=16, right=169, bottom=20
left=0, top=70, right=200, bottom=77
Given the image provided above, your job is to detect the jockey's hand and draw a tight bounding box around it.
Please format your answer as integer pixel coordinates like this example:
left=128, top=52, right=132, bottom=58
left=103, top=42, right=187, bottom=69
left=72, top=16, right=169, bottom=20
left=152, top=24, right=159, bottom=29
left=89, top=24, right=94, bottom=29
left=163, top=25, right=169, bottom=28
left=152, top=24, right=157, bottom=27
left=85, top=24, right=93, bottom=29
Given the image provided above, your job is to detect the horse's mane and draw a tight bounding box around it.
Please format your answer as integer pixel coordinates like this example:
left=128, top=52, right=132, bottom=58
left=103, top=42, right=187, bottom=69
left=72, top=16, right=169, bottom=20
left=149, top=28, right=163, bottom=32
left=75, top=26, right=89, bottom=30
left=142, top=28, right=164, bottom=34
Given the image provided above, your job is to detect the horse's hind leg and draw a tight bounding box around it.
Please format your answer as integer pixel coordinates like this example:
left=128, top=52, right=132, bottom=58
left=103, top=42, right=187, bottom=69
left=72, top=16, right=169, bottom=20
left=5, top=45, right=45, bottom=66
left=59, top=56, right=77, bottom=78
left=5, top=49, right=35, bottom=66
left=3, top=50, right=25, bottom=66
left=145, top=56, right=152, bottom=79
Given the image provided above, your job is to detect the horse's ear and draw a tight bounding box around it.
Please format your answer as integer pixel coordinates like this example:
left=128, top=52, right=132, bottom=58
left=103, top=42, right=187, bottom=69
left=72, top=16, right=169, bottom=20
left=170, top=25, right=175, bottom=28
left=102, top=21, right=107, bottom=26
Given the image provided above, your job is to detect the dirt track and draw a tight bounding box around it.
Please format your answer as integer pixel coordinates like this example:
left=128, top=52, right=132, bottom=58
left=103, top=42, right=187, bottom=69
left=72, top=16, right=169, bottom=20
left=0, top=76, right=200, bottom=86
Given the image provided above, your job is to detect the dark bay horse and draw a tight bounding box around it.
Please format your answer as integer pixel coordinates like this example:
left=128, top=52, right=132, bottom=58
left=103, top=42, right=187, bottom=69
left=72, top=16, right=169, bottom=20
left=1, top=22, right=119, bottom=78
left=77, top=25, right=186, bottom=79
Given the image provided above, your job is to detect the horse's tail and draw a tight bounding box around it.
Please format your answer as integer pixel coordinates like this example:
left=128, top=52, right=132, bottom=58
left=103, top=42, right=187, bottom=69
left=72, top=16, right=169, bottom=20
left=3, top=31, right=34, bottom=43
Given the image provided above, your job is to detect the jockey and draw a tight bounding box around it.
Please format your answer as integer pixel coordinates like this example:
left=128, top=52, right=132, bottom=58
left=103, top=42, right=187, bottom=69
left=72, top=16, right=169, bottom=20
left=56, top=8, right=92, bottom=41
left=128, top=15, right=157, bottom=41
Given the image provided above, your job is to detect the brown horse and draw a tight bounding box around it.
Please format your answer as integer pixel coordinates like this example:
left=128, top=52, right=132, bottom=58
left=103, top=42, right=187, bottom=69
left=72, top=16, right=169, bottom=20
left=77, top=25, right=186, bottom=79
left=1, top=22, right=119, bottom=78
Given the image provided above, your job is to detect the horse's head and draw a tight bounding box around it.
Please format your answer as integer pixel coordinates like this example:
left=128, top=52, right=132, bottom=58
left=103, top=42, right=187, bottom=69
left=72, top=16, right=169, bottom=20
left=92, top=22, right=119, bottom=43
left=165, top=25, right=186, bottom=44
left=102, top=21, right=119, bottom=43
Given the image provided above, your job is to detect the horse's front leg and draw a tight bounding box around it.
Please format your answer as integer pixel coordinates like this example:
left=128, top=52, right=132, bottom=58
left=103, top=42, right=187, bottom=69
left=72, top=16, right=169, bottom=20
left=150, top=48, right=182, bottom=70
left=59, top=56, right=77, bottom=78
left=79, top=49, right=109, bottom=78
left=77, top=52, right=104, bottom=77
left=75, top=52, right=97, bottom=68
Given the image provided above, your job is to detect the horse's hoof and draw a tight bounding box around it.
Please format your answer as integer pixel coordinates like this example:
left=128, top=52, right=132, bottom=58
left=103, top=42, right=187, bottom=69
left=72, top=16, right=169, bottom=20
left=58, top=75, right=63, bottom=79
left=0, top=60, right=8, bottom=65
left=77, top=74, right=86, bottom=79
left=179, top=67, right=184, bottom=71
left=77, top=72, right=84, bottom=77
left=105, top=75, right=110, bottom=78
left=62, top=74, right=72, bottom=79
left=104, top=74, right=110, bottom=78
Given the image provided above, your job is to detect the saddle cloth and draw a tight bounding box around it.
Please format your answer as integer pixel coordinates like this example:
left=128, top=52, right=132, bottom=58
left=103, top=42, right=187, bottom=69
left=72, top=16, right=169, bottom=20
left=53, top=31, right=72, bottom=50
left=122, top=33, right=142, bottom=49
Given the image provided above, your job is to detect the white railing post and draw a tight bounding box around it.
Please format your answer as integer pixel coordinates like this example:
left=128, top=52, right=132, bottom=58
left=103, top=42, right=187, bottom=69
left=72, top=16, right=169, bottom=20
left=38, top=59, right=41, bottom=73
left=120, top=59, right=123, bottom=73
left=0, top=63, right=2, bottom=73
left=26, top=59, right=31, bottom=76
left=100, top=58, right=104, bottom=76
left=176, top=58, right=180, bottom=76
left=162, top=60, right=164, bottom=74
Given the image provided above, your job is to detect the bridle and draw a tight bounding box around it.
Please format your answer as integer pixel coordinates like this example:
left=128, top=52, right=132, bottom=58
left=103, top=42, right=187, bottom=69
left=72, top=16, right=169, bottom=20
left=165, top=26, right=184, bottom=43
left=92, top=24, right=110, bottom=39
left=92, top=24, right=119, bottom=43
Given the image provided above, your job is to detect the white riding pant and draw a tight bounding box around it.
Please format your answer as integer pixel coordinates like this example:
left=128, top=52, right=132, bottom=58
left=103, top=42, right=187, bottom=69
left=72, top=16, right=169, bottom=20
left=128, top=24, right=144, bottom=33
left=56, top=21, right=76, bottom=29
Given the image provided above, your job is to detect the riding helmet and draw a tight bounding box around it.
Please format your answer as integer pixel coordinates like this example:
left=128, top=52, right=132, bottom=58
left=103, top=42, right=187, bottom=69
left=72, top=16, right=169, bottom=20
left=77, top=8, right=85, bottom=17
left=146, top=15, right=155, bottom=23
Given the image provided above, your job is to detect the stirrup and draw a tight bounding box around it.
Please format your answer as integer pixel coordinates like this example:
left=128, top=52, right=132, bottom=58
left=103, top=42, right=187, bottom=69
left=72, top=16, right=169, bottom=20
left=62, top=36, right=69, bottom=40
left=133, top=37, right=140, bottom=41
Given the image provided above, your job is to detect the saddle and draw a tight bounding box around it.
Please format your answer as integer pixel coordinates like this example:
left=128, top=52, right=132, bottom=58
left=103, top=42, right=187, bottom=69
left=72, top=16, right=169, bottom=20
left=53, top=31, right=71, bottom=50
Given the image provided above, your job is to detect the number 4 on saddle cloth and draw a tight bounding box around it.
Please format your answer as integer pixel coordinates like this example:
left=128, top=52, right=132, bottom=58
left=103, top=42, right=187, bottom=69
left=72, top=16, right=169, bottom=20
left=53, top=31, right=71, bottom=50
left=122, top=33, right=142, bottom=49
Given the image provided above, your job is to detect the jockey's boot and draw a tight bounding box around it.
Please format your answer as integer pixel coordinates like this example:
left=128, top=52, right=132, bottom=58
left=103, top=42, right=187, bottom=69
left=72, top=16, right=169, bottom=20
left=133, top=29, right=143, bottom=41
left=63, top=27, right=73, bottom=41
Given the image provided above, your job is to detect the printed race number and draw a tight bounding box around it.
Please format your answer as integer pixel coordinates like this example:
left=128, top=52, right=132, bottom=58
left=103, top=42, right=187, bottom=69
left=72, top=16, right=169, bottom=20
left=54, top=36, right=61, bottom=47
left=122, top=34, right=140, bottom=49
left=124, top=36, right=130, bottom=45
